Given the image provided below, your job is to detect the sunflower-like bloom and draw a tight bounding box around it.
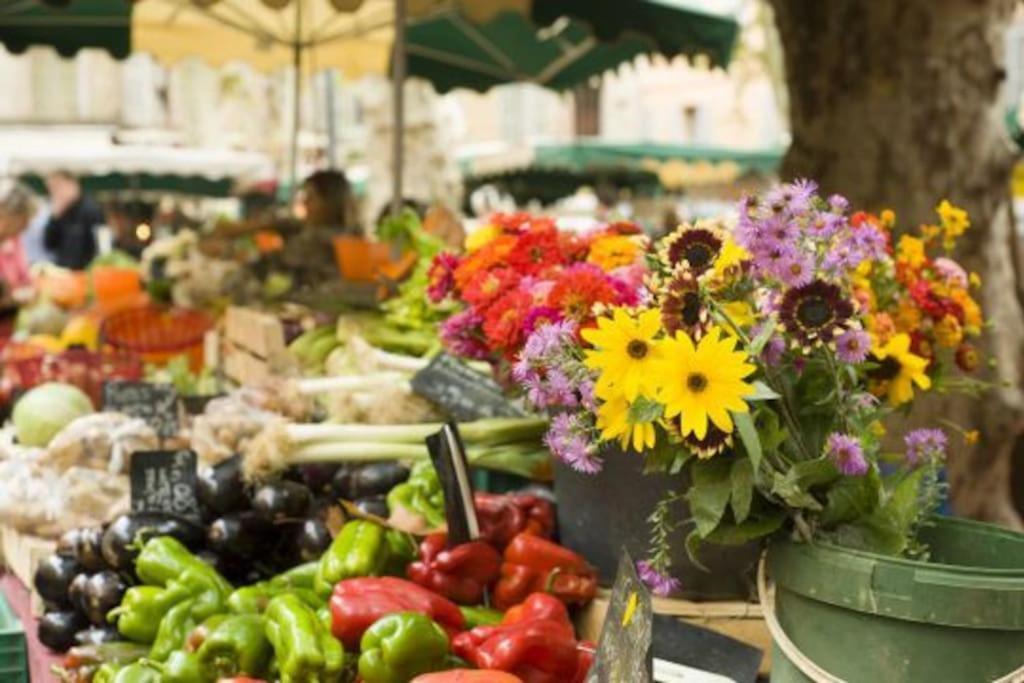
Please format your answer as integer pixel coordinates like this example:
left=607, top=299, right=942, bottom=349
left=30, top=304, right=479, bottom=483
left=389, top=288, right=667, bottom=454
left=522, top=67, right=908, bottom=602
left=659, top=268, right=709, bottom=338
left=653, top=326, right=756, bottom=440
left=582, top=307, right=664, bottom=401
left=778, top=279, right=854, bottom=349
left=870, top=332, right=932, bottom=406
left=659, top=221, right=726, bottom=275
left=596, top=395, right=658, bottom=452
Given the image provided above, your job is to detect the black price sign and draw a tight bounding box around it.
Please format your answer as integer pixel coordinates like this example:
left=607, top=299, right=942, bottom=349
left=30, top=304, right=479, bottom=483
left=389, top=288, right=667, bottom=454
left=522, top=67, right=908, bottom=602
left=411, top=353, right=526, bottom=422
left=426, top=423, right=479, bottom=547
left=130, top=449, right=200, bottom=520
left=103, top=380, right=180, bottom=438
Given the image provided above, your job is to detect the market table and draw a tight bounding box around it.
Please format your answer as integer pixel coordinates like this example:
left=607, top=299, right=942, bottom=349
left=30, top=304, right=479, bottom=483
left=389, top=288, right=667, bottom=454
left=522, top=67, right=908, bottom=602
left=1, top=573, right=61, bottom=682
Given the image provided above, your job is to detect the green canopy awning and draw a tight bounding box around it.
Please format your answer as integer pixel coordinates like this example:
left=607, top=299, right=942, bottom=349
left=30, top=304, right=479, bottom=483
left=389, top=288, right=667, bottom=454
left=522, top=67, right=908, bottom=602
left=0, top=0, right=131, bottom=57
left=406, top=3, right=738, bottom=93
left=465, top=166, right=662, bottom=209
left=21, top=172, right=234, bottom=198
left=531, top=141, right=783, bottom=174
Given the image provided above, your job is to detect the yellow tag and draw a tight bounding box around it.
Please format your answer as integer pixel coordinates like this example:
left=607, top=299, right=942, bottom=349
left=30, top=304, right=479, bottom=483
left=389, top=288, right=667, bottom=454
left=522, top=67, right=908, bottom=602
left=621, top=591, right=638, bottom=627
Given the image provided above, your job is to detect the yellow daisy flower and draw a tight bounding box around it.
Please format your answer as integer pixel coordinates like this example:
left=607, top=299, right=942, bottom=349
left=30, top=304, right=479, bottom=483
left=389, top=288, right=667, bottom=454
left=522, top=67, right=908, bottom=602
left=596, top=394, right=658, bottom=452
left=587, top=235, right=641, bottom=271
left=720, top=301, right=756, bottom=329
left=896, top=235, right=927, bottom=268
left=710, top=237, right=750, bottom=284
left=871, top=333, right=932, bottom=406
left=582, top=307, right=664, bottom=401
left=465, top=223, right=502, bottom=252
left=653, top=326, right=756, bottom=440
left=937, top=199, right=970, bottom=241
left=934, top=314, right=963, bottom=348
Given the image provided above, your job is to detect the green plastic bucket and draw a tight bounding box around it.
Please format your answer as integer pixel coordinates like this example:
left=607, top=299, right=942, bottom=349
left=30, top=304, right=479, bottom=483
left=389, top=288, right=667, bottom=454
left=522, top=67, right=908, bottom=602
left=766, top=516, right=1024, bottom=682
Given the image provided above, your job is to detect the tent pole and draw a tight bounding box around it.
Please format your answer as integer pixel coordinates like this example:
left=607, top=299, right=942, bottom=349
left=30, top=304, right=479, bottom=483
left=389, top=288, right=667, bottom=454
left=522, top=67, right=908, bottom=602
left=289, top=0, right=303, bottom=198
left=391, top=0, right=406, bottom=217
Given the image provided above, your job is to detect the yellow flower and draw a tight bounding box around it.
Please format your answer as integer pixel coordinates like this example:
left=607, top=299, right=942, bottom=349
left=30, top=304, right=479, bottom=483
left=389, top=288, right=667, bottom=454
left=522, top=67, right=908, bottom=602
left=588, top=235, right=640, bottom=271
left=465, top=223, right=502, bottom=252
left=880, top=209, right=896, bottom=228
left=596, top=394, right=657, bottom=452
left=893, top=300, right=922, bottom=333
left=950, top=288, right=983, bottom=334
left=710, top=237, right=749, bottom=284
left=653, top=326, right=756, bottom=440
left=871, top=333, right=932, bottom=406
left=896, top=235, right=927, bottom=268
left=964, top=430, right=979, bottom=445
left=583, top=308, right=664, bottom=401
left=937, top=199, right=970, bottom=249
left=969, top=272, right=982, bottom=289
left=866, top=312, right=895, bottom=346
left=869, top=420, right=887, bottom=437
left=720, top=301, right=756, bottom=329
left=934, top=314, right=963, bottom=348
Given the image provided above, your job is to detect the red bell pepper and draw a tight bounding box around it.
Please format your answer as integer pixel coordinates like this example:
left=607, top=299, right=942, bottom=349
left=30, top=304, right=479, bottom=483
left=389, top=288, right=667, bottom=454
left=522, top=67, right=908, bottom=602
left=411, top=671, right=524, bottom=683
left=475, top=493, right=555, bottom=549
left=407, top=533, right=502, bottom=605
left=501, top=592, right=572, bottom=636
left=493, top=533, right=597, bottom=609
left=329, top=576, right=465, bottom=649
left=452, top=619, right=586, bottom=683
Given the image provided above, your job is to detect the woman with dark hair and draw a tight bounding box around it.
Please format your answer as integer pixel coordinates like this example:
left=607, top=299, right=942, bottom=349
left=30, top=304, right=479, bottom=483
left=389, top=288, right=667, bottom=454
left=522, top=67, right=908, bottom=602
left=278, top=169, right=360, bottom=286
left=302, top=170, right=359, bottom=232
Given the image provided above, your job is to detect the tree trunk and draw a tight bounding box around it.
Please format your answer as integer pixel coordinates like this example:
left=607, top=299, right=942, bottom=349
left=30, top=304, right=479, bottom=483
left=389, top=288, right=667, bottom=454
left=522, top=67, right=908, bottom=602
left=768, top=0, right=1024, bottom=526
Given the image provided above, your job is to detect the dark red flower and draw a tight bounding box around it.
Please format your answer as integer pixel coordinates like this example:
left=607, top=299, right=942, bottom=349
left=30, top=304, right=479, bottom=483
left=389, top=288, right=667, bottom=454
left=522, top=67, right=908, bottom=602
left=506, top=225, right=564, bottom=277
left=462, top=267, right=521, bottom=307
left=483, top=291, right=533, bottom=358
left=778, top=280, right=854, bottom=348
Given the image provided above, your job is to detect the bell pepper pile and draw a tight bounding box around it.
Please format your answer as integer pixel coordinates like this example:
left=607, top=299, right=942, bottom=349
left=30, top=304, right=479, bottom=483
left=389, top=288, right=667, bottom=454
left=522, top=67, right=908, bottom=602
left=73, top=489, right=596, bottom=683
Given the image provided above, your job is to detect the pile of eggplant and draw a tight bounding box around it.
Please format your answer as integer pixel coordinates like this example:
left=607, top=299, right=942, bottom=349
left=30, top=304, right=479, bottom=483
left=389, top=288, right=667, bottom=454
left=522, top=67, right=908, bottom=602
left=34, top=457, right=411, bottom=652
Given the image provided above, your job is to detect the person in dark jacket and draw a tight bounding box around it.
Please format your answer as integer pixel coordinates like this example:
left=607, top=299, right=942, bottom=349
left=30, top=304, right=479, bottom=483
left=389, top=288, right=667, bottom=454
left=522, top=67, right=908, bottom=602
left=43, top=170, right=102, bottom=269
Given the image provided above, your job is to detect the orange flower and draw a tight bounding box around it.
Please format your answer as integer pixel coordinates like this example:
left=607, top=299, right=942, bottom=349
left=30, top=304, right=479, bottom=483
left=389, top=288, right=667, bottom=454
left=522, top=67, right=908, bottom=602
left=587, top=235, right=640, bottom=271
left=453, top=235, right=516, bottom=290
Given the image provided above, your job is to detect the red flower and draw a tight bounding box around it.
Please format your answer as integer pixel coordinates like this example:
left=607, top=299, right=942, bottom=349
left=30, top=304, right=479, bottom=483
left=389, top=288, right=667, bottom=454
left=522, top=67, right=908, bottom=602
left=547, top=264, right=621, bottom=323
left=506, top=225, right=565, bottom=277
left=483, top=291, right=534, bottom=357
left=463, top=268, right=521, bottom=307
left=955, top=343, right=980, bottom=372
left=427, top=252, right=460, bottom=302
left=910, top=280, right=948, bottom=321
left=909, top=330, right=934, bottom=363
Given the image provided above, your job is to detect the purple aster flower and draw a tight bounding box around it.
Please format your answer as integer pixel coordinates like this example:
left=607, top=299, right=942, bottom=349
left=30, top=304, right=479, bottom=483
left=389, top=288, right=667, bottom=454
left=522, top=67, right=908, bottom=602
left=578, top=379, right=597, bottom=410
left=836, top=328, right=871, bottom=364
left=773, top=252, right=815, bottom=288
left=511, top=357, right=536, bottom=384
left=636, top=560, right=682, bottom=597
left=522, top=319, right=577, bottom=360
left=440, top=310, right=489, bottom=360
left=827, top=194, right=850, bottom=213
left=545, top=413, right=602, bottom=474
left=522, top=374, right=549, bottom=408
left=904, top=428, right=947, bottom=466
left=762, top=336, right=786, bottom=366
left=545, top=368, right=578, bottom=408
left=825, top=432, right=868, bottom=476
left=785, top=178, right=818, bottom=212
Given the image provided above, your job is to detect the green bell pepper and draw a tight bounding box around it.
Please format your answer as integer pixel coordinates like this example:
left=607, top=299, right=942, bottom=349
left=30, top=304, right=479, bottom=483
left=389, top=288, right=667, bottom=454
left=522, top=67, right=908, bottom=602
left=383, top=529, right=418, bottom=575
left=111, top=662, right=161, bottom=683
left=459, top=605, right=504, bottom=629
left=149, top=597, right=197, bottom=661
left=161, top=650, right=208, bottom=683
left=92, top=663, right=122, bottom=683
left=386, top=462, right=446, bottom=528
left=265, top=593, right=345, bottom=683
left=110, top=584, right=190, bottom=643
left=228, top=582, right=322, bottom=615
left=314, top=520, right=388, bottom=596
left=357, top=612, right=450, bottom=683
left=136, top=537, right=230, bottom=594
left=196, top=614, right=273, bottom=679
left=271, top=562, right=318, bottom=590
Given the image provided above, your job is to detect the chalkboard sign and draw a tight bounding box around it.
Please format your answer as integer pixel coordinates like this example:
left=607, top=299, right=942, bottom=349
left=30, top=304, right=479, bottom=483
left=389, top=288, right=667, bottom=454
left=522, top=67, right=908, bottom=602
left=411, top=353, right=526, bottom=421
left=130, top=449, right=200, bottom=520
left=588, top=551, right=653, bottom=683
left=103, top=380, right=180, bottom=438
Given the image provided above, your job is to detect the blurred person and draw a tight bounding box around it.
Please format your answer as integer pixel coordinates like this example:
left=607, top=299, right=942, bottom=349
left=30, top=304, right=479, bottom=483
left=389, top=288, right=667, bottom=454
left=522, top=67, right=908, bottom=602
left=44, top=170, right=103, bottom=269
left=0, top=181, right=39, bottom=304
left=301, top=169, right=360, bottom=233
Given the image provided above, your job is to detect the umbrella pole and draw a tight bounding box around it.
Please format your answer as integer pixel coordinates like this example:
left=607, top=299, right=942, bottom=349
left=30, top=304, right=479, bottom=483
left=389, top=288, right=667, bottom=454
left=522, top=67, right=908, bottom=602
left=390, top=0, right=406, bottom=217
left=289, top=0, right=303, bottom=198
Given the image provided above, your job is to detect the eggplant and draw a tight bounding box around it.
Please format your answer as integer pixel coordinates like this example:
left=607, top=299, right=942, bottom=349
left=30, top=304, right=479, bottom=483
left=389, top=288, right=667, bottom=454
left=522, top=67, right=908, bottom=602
left=56, top=528, right=83, bottom=557
left=330, top=465, right=356, bottom=500
left=296, top=518, right=332, bottom=562
left=207, top=512, right=274, bottom=559
left=75, top=625, right=121, bottom=646
left=295, top=464, right=339, bottom=494
left=252, top=480, right=312, bottom=521
left=83, top=571, right=127, bottom=625
left=350, top=463, right=410, bottom=499
left=353, top=495, right=390, bottom=519
left=197, top=455, right=248, bottom=516
left=38, top=610, right=87, bottom=652
left=68, top=573, right=89, bottom=614
left=34, top=554, right=81, bottom=606
left=75, top=527, right=106, bottom=572
left=101, top=514, right=205, bottom=571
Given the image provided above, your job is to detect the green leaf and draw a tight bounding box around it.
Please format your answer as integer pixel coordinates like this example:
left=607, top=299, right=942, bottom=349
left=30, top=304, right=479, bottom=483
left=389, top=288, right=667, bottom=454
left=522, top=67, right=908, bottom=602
left=748, top=381, right=781, bottom=401
left=628, top=396, right=664, bottom=424
left=748, top=317, right=776, bottom=355
left=705, top=512, right=786, bottom=545
left=642, top=429, right=691, bottom=475
left=730, top=458, right=755, bottom=523
left=687, top=459, right=733, bottom=537
left=733, top=411, right=762, bottom=471
left=788, top=458, right=842, bottom=489
left=684, top=529, right=709, bottom=572
left=820, top=467, right=882, bottom=527
left=830, top=469, right=926, bottom=556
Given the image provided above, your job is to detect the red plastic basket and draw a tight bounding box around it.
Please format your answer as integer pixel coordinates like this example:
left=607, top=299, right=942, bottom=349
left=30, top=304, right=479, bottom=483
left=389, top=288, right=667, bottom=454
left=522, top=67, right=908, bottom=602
left=0, top=344, right=142, bottom=406
left=101, top=306, right=213, bottom=372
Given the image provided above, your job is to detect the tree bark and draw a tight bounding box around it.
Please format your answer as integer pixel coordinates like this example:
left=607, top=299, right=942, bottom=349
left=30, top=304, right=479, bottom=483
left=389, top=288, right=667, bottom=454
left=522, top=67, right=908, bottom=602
left=768, top=0, right=1024, bottom=526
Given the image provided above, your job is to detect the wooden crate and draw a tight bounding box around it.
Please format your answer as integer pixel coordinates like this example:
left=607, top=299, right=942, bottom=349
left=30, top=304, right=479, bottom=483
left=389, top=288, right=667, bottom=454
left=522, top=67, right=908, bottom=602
left=222, top=307, right=294, bottom=385
left=0, top=526, right=56, bottom=616
left=577, top=592, right=771, bottom=676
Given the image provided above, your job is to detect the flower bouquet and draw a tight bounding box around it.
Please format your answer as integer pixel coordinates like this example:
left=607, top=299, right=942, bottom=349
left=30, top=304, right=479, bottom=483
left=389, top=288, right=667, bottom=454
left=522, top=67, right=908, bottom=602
left=486, top=182, right=986, bottom=595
